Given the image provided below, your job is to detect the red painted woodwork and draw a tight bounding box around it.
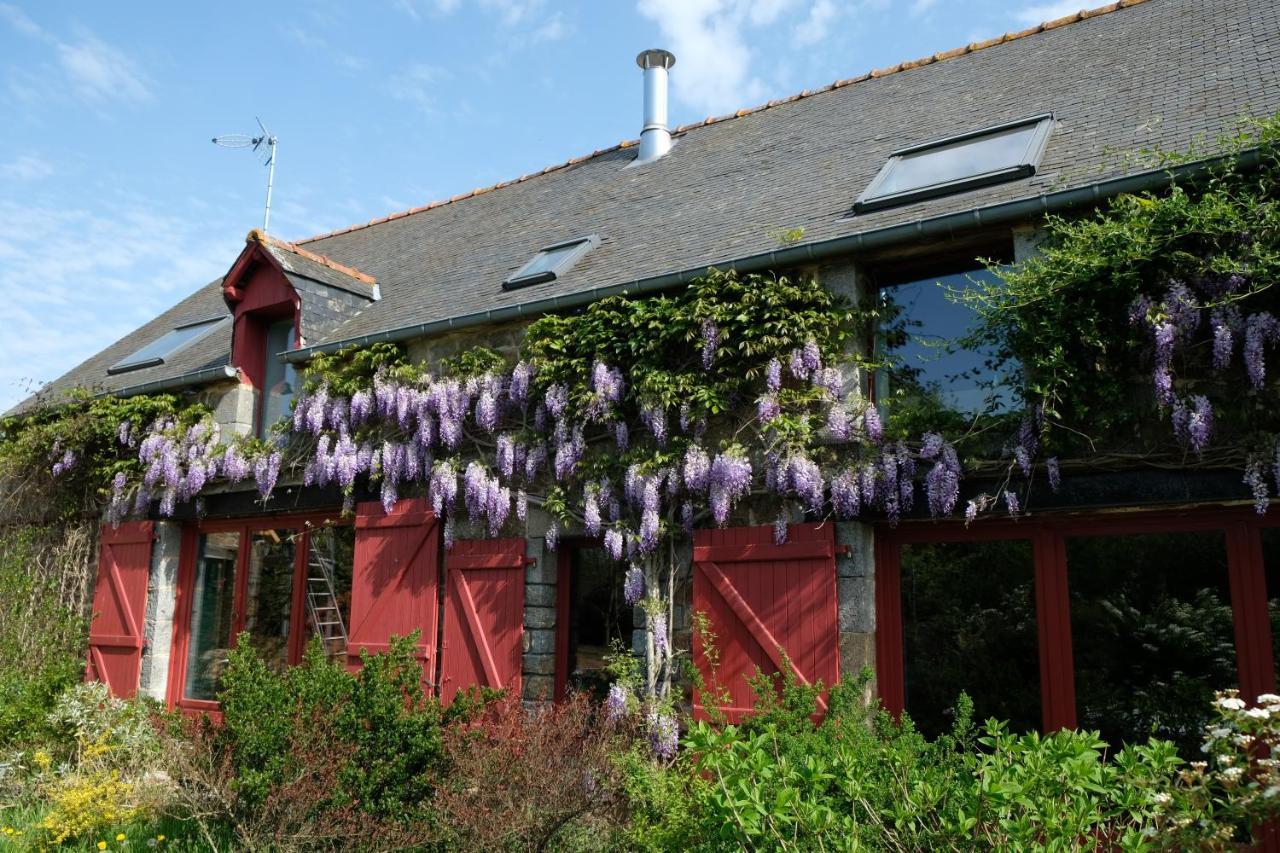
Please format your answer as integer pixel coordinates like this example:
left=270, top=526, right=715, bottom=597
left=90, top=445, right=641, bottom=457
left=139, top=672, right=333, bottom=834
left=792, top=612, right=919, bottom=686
left=692, top=523, right=840, bottom=723
left=87, top=522, right=154, bottom=698
left=348, top=499, right=441, bottom=686
left=1033, top=530, right=1076, bottom=731
left=438, top=538, right=526, bottom=705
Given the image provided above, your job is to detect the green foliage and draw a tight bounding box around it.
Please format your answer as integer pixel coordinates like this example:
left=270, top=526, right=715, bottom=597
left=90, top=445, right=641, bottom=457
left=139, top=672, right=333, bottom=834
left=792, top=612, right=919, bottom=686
left=962, top=114, right=1280, bottom=458
left=0, top=392, right=204, bottom=521
left=301, top=340, right=410, bottom=397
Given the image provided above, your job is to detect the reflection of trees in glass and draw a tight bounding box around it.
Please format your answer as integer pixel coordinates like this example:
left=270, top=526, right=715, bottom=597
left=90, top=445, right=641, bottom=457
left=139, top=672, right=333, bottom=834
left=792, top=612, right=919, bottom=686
left=1260, top=529, right=1280, bottom=691
left=1068, top=533, right=1236, bottom=756
left=305, top=526, right=355, bottom=661
left=901, top=539, right=1040, bottom=738
left=877, top=270, right=1019, bottom=426
left=245, top=530, right=296, bottom=673
left=184, top=531, right=239, bottom=701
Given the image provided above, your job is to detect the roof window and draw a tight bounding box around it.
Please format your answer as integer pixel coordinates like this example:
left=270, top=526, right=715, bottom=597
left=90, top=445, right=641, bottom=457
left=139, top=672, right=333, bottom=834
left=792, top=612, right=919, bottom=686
left=503, top=235, right=599, bottom=290
left=108, top=316, right=228, bottom=375
left=854, top=114, right=1054, bottom=213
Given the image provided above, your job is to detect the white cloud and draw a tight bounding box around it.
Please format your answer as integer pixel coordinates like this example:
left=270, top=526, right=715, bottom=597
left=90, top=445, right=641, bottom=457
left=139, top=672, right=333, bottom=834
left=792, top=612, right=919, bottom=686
left=793, top=0, right=838, bottom=46
left=0, top=197, right=241, bottom=411
left=910, top=0, right=937, bottom=16
left=638, top=0, right=840, bottom=116
left=55, top=33, right=152, bottom=103
left=388, top=63, right=449, bottom=112
left=1015, top=1, right=1086, bottom=25
left=0, top=11, right=153, bottom=107
left=0, top=154, right=53, bottom=181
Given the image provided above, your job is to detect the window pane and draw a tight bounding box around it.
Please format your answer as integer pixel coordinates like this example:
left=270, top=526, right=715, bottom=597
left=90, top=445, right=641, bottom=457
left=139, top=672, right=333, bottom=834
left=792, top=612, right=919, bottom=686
left=1067, top=531, right=1236, bottom=754
left=1258, top=528, right=1280, bottom=691
left=259, top=320, right=297, bottom=437
left=243, top=529, right=297, bottom=673
left=900, top=539, right=1040, bottom=737
left=184, top=531, right=240, bottom=702
left=879, top=269, right=1015, bottom=415
left=111, top=317, right=226, bottom=373
left=568, top=547, right=635, bottom=699
left=873, top=123, right=1039, bottom=198
left=303, top=526, right=355, bottom=661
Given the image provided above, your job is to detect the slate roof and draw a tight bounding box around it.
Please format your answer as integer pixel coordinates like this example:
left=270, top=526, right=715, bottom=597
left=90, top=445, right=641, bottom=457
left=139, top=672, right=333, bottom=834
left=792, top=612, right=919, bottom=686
left=19, top=0, right=1280, bottom=410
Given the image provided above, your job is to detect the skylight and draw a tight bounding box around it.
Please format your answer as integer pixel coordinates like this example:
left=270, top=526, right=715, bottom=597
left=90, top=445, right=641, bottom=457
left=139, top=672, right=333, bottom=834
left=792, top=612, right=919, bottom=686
left=108, top=316, right=228, bottom=375
left=854, top=114, right=1054, bottom=213
left=503, top=235, right=599, bottom=290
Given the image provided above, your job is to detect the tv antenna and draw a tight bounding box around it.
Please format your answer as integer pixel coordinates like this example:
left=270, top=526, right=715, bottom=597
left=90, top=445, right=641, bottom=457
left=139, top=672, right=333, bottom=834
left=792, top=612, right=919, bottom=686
left=212, top=117, right=278, bottom=232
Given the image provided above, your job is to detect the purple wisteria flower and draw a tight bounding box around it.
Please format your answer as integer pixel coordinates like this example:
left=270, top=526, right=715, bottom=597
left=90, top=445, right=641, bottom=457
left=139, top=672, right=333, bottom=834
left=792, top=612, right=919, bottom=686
left=1003, top=489, right=1020, bottom=515
left=641, top=404, right=667, bottom=446
left=429, top=462, right=458, bottom=515
left=350, top=389, right=372, bottom=425
left=604, top=528, right=624, bottom=561
left=509, top=361, right=532, bottom=408
left=584, top=488, right=602, bottom=537
left=50, top=449, right=76, bottom=477
left=701, top=319, right=719, bottom=370
left=1211, top=307, right=1239, bottom=370
left=544, top=384, right=569, bottom=419
left=773, top=511, right=788, bottom=544
left=516, top=488, right=528, bottom=522
left=475, top=386, right=499, bottom=432
left=708, top=452, right=752, bottom=526
left=757, top=394, right=781, bottom=423
left=1187, top=394, right=1213, bottom=452
left=624, top=566, right=644, bottom=605
left=1245, top=312, right=1280, bottom=390
left=683, top=445, right=710, bottom=492
left=1246, top=457, right=1270, bottom=515
left=443, top=515, right=456, bottom=550
left=802, top=339, right=822, bottom=374
left=789, top=348, right=808, bottom=380
left=831, top=470, right=861, bottom=519
left=863, top=405, right=883, bottom=444
left=766, top=358, right=782, bottom=393
left=255, top=452, right=281, bottom=499
left=965, top=499, right=980, bottom=524
left=652, top=612, right=669, bottom=658
left=545, top=520, right=559, bottom=551
left=815, top=367, right=843, bottom=399
left=639, top=480, right=661, bottom=555
left=615, top=421, right=629, bottom=451
left=605, top=684, right=629, bottom=723
left=496, top=434, right=515, bottom=478
left=825, top=404, right=850, bottom=440
left=1046, top=456, right=1061, bottom=493
left=117, top=421, right=132, bottom=447
left=649, top=713, right=678, bottom=761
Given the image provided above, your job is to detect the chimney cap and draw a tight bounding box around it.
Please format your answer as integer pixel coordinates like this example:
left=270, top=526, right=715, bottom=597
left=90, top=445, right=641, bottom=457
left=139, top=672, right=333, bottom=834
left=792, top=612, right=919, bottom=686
left=636, top=48, right=676, bottom=70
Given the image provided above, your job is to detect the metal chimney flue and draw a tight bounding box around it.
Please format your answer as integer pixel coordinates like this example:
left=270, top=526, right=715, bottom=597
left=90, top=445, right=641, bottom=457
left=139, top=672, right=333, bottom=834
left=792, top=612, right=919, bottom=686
left=636, top=48, right=676, bottom=164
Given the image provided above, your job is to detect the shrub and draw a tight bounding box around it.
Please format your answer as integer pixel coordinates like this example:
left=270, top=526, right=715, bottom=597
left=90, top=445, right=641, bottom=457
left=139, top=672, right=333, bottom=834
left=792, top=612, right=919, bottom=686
left=432, top=693, right=634, bottom=851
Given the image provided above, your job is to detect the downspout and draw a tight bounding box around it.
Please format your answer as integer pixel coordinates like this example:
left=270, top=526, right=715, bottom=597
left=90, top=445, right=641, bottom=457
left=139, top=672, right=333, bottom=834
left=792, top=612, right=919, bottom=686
left=274, top=147, right=1256, bottom=365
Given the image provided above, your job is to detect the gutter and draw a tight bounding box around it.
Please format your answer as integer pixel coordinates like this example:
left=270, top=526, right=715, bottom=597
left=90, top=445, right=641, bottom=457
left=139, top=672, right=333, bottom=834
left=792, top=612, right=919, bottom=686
left=264, top=147, right=1252, bottom=364
left=102, top=364, right=240, bottom=398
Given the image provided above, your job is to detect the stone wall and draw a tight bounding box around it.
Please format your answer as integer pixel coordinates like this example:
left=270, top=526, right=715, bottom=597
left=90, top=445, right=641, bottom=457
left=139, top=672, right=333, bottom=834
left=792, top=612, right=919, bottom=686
left=137, top=521, right=181, bottom=702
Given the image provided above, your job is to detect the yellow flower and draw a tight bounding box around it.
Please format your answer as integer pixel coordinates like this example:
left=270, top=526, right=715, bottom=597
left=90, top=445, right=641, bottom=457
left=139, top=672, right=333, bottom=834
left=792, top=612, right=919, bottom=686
left=98, top=843, right=108, bottom=850
left=156, top=836, right=165, bottom=842
left=33, top=750, right=52, bottom=769
left=116, top=833, right=127, bottom=841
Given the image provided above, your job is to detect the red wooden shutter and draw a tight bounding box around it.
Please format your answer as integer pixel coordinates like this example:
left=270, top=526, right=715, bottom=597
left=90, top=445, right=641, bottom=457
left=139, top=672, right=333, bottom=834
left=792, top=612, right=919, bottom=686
left=438, top=538, right=526, bottom=705
left=349, top=498, right=441, bottom=686
left=86, top=521, right=154, bottom=698
left=692, top=523, right=840, bottom=722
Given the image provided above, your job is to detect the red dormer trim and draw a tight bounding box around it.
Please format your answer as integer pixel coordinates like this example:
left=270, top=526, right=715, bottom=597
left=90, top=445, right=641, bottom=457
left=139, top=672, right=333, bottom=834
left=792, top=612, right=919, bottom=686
left=221, top=236, right=301, bottom=390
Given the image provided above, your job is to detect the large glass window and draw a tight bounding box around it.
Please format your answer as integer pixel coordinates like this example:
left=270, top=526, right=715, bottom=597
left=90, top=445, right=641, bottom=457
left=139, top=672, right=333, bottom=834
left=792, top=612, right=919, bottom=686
left=178, top=521, right=353, bottom=707
left=564, top=547, right=635, bottom=699
left=878, top=268, right=1015, bottom=416
left=1067, top=531, right=1236, bottom=754
left=900, top=539, right=1040, bottom=737
left=1258, top=528, right=1280, bottom=692
left=259, top=319, right=297, bottom=438
left=183, top=531, right=240, bottom=702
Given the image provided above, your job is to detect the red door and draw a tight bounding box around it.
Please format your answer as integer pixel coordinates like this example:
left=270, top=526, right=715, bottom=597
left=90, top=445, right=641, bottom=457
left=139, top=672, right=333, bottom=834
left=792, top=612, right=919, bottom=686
left=438, top=538, right=526, bottom=705
left=348, top=499, right=441, bottom=687
left=86, top=522, right=154, bottom=698
left=692, top=523, right=840, bottom=722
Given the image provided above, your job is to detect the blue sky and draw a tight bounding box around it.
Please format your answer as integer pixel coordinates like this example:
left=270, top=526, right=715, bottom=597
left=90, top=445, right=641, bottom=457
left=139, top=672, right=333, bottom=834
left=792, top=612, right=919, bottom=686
left=0, top=0, right=1086, bottom=411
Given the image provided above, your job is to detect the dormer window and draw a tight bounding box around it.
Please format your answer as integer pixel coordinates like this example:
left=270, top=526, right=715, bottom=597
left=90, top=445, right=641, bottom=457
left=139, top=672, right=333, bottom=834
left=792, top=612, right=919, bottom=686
left=503, top=235, right=599, bottom=290
left=854, top=114, right=1054, bottom=213
left=107, top=316, right=228, bottom=375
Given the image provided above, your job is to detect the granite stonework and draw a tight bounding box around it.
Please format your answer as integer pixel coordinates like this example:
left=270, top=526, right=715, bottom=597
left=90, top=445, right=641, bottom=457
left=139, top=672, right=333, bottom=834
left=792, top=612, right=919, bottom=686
left=137, top=521, right=181, bottom=702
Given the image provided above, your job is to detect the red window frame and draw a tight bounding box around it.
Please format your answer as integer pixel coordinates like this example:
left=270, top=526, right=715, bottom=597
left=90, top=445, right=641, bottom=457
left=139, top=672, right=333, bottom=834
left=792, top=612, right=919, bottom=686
left=875, top=506, right=1279, bottom=732
left=166, top=511, right=349, bottom=714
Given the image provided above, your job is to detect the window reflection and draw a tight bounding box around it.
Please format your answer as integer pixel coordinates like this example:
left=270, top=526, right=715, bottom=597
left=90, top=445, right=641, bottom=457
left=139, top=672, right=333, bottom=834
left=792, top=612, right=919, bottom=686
left=259, top=319, right=297, bottom=438
left=243, top=529, right=296, bottom=674
left=900, top=539, right=1040, bottom=737
left=184, top=531, right=239, bottom=702
left=1068, top=531, right=1236, bottom=754
left=878, top=268, right=1014, bottom=416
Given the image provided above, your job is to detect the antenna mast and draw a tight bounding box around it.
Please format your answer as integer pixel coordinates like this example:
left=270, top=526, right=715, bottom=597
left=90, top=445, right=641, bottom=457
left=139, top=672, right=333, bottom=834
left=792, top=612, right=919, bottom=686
left=212, top=117, right=279, bottom=232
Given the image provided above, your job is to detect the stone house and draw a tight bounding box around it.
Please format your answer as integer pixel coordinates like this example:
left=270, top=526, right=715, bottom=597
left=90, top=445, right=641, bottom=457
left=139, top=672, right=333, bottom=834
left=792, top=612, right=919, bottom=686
left=20, top=0, right=1280, bottom=744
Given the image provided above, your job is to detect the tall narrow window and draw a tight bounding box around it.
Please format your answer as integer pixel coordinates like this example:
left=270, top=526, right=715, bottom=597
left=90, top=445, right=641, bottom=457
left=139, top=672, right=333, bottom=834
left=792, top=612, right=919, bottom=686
left=259, top=319, right=297, bottom=438
left=304, top=526, right=355, bottom=661
left=183, top=531, right=240, bottom=702
left=564, top=547, right=636, bottom=699
left=243, top=529, right=297, bottom=674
